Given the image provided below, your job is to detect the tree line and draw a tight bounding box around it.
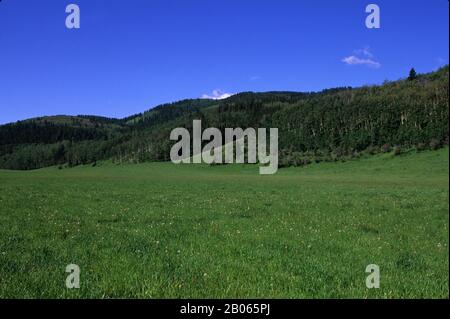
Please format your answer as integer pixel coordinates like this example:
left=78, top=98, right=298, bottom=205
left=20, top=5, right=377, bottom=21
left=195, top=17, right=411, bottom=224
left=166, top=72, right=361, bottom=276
left=0, top=66, right=448, bottom=170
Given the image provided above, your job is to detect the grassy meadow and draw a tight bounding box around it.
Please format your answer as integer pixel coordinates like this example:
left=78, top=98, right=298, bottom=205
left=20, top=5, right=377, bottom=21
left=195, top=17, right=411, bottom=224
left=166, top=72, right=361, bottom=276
left=0, top=148, right=448, bottom=298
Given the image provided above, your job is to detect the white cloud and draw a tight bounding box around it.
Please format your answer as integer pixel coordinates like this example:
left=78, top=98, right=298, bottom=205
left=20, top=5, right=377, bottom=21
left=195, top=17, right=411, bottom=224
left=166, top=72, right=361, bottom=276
left=342, top=55, right=381, bottom=68
left=201, top=89, right=234, bottom=100
left=342, top=47, right=381, bottom=68
left=354, top=46, right=374, bottom=58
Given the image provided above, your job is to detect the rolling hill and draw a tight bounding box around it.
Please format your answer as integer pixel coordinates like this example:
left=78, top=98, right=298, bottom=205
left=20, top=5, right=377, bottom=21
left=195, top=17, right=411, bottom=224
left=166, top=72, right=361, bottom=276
left=0, top=66, right=448, bottom=170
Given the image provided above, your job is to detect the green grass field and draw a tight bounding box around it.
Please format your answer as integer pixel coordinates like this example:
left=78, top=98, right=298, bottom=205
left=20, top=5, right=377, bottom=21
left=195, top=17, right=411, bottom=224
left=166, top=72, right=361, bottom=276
left=0, top=148, right=448, bottom=298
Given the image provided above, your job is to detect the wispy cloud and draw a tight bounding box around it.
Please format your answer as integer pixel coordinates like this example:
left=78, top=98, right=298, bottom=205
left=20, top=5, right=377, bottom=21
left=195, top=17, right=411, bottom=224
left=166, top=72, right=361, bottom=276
left=354, top=46, right=374, bottom=58
left=250, top=75, right=261, bottom=81
left=342, top=56, right=381, bottom=68
left=342, top=47, right=381, bottom=68
left=436, top=57, right=447, bottom=66
left=201, top=89, right=234, bottom=100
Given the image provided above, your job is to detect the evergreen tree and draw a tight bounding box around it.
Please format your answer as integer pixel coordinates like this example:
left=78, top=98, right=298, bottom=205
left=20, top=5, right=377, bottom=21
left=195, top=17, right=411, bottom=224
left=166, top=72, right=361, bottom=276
left=408, top=68, right=417, bottom=81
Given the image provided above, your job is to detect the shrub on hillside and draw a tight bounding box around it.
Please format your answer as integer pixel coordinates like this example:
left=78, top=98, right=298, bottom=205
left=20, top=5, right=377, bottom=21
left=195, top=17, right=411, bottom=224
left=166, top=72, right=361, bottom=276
left=302, top=158, right=312, bottom=166
left=381, top=143, right=392, bottom=153
left=365, top=146, right=378, bottom=155
left=416, top=143, right=427, bottom=152
left=351, top=151, right=361, bottom=159
left=332, top=147, right=348, bottom=158
left=393, top=146, right=403, bottom=156
left=429, top=139, right=441, bottom=151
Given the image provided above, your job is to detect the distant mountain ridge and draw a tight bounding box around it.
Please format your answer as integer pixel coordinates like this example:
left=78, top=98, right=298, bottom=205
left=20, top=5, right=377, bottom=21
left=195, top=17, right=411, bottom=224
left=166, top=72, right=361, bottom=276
left=0, top=66, right=448, bottom=170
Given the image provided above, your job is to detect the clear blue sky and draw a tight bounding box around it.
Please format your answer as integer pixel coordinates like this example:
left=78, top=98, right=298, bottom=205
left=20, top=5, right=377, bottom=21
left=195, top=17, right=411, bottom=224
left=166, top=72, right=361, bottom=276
left=0, top=0, right=448, bottom=124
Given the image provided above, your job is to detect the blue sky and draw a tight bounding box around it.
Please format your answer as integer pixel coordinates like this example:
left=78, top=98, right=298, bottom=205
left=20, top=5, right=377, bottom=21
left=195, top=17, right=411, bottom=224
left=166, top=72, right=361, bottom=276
left=0, top=0, right=448, bottom=124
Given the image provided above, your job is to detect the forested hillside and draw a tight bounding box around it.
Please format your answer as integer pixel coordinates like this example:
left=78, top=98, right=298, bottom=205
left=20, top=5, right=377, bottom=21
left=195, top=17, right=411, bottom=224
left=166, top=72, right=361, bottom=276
left=0, top=66, right=448, bottom=170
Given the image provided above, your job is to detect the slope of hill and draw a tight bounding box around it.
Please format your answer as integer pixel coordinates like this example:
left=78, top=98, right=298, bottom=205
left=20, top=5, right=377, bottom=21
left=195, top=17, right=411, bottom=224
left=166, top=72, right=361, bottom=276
left=0, top=66, right=448, bottom=170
